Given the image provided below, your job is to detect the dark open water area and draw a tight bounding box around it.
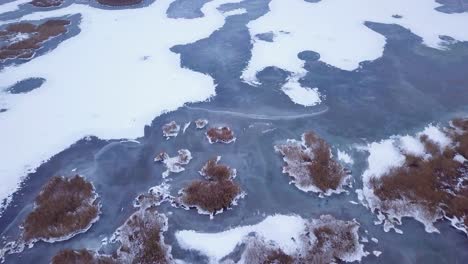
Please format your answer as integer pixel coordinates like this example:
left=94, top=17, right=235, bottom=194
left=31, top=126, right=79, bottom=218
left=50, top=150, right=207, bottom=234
left=1, top=0, right=468, bottom=263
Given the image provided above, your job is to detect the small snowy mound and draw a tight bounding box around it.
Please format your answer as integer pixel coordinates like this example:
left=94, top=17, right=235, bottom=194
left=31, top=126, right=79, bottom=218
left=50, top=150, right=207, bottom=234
left=154, top=149, right=193, bottom=178
left=162, top=121, right=181, bottom=139
left=206, top=127, right=236, bottom=144
left=195, top=119, right=209, bottom=129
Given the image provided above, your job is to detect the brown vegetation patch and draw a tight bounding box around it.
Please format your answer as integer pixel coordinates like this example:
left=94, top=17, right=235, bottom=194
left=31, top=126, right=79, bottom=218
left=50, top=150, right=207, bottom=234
left=301, top=215, right=361, bottom=263
left=370, top=118, right=468, bottom=232
left=182, top=180, right=241, bottom=213
left=263, top=250, right=294, bottom=264
left=240, top=235, right=294, bottom=264
left=275, top=131, right=348, bottom=195
left=116, top=206, right=172, bottom=264
left=206, top=126, right=235, bottom=144
left=200, top=157, right=235, bottom=181
left=22, top=175, right=100, bottom=242
left=162, top=121, right=180, bottom=138
left=52, top=249, right=115, bottom=264
left=30, top=0, right=63, bottom=8
left=195, top=119, right=208, bottom=129
left=0, top=19, right=70, bottom=61
left=52, top=206, right=172, bottom=264
left=97, top=0, right=143, bottom=7
left=181, top=158, right=241, bottom=214
left=239, top=215, right=364, bottom=264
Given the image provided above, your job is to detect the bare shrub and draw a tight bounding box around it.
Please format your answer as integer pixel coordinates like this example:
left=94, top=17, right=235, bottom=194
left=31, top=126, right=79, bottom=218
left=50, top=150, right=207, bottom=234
left=116, top=206, right=172, bottom=264
left=275, top=131, right=348, bottom=195
left=238, top=215, right=364, bottom=264
left=52, top=249, right=115, bottom=264
left=263, top=250, right=294, bottom=264
left=97, top=0, right=143, bottom=7
left=35, top=20, right=70, bottom=41
left=181, top=180, right=241, bottom=213
left=30, top=0, right=63, bottom=7
left=300, top=215, right=361, bottom=263
left=22, top=175, right=100, bottom=242
left=52, top=207, right=173, bottom=264
left=370, top=118, right=468, bottom=232
left=195, top=119, right=208, bottom=129
left=6, top=23, right=37, bottom=33
left=0, top=19, right=69, bottom=61
left=206, top=127, right=235, bottom=144
left=370, top=149, right=462, bottom=217
left=240, top=235, right=295, bottom=264
left=200, top=157, right=234, bottom=181
left=162, top=121, right=180, bottom=138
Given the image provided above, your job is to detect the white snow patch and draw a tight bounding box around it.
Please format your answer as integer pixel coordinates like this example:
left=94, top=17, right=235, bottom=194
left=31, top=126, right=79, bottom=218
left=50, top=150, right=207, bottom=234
left=398, top=135, right=426, bottom=157
left=280, top=76, right=321, bottom=107
left=182, top=122, right=191, bottom=134
left=222, top=8, right=247, bottom=17
left=454, top=154, right=467, bottom=164
left=337, top=149, right=354, bottom=165
left=0, top=0, right=242, bottom=214
left=362, top=139, right=405, bottom=181
left=176, top=214, right=306, bottom=262
left=420, top=125, right=452, bottom=149
left=373, top=250, right=382, bottom=257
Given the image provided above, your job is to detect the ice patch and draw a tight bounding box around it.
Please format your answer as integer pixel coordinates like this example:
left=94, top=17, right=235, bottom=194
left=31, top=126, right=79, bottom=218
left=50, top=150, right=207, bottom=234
left=0, top=0, right=242, bottom=214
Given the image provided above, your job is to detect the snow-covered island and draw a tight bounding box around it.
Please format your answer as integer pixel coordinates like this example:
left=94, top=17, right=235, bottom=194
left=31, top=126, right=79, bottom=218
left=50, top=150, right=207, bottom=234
left=359, top=118, right=468, bottom=234
left=275, top=131, right=351, bottom=196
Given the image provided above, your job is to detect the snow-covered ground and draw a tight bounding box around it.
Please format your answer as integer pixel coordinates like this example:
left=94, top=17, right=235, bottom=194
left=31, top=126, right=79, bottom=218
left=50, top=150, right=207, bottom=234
left=0, top=0, right=243, bottom=214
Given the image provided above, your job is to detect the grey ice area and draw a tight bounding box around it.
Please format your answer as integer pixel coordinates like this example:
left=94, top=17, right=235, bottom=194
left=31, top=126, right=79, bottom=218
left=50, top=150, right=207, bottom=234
left=255, top=32, right=275, bottom=42
left=436, top=0, right=468, bottom=13
left=6, top=78, right=45, bottom=94
left=166, top=0, right=212, bottom=19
